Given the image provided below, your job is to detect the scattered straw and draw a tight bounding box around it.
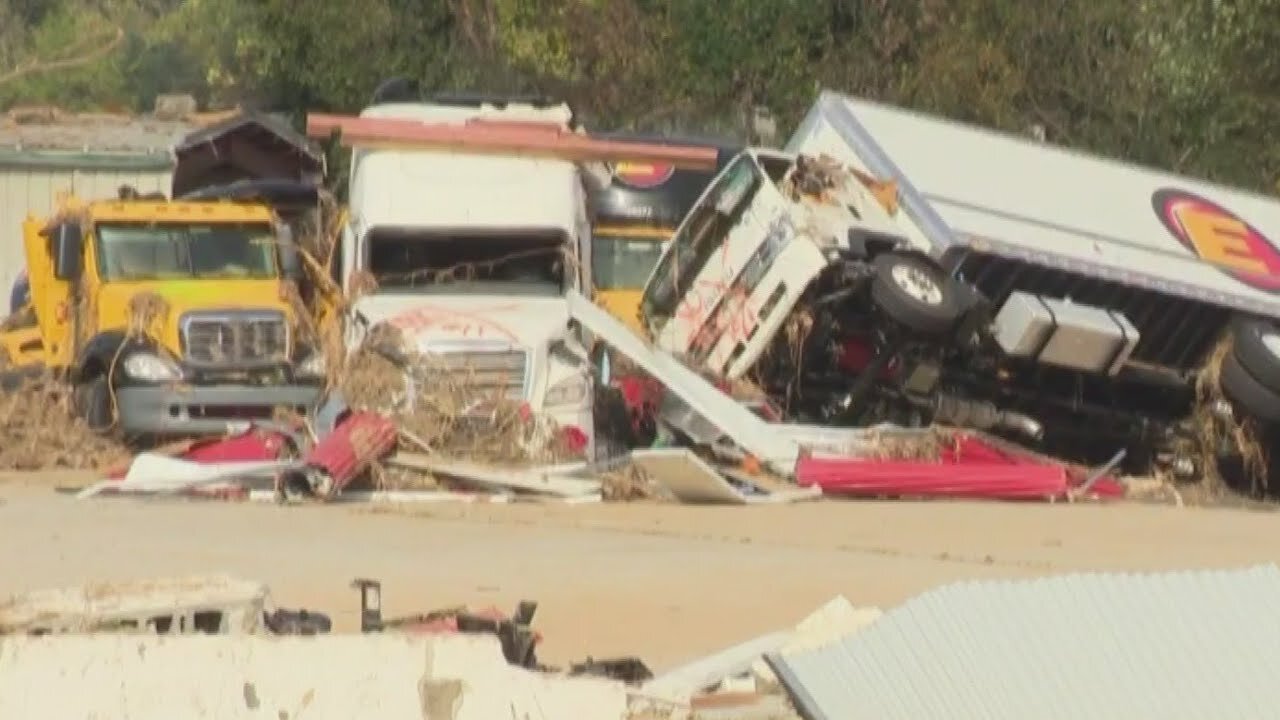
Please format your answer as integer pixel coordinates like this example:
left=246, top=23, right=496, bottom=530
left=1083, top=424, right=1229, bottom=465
left=861, top=426, right=948, bottom=461
left=0, top=374, right=128, bottom=471
left=336, top=324, right=585, bottom=486
left=1193, top=335, right=1268, bottom=495
left=600, top=464, right=658, bottom=502
left=125, top=291, right=170, bottom=340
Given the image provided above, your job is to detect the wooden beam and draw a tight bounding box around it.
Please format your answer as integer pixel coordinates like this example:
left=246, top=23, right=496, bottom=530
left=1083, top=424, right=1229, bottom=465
left=306, top=114, right=720, bottom=171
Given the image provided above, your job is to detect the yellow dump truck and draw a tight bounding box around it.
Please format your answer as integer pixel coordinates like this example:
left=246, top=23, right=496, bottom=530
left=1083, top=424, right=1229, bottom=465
left=0, top=194, right=324, bottom=436
left=585, top=135, right=739, bottom=333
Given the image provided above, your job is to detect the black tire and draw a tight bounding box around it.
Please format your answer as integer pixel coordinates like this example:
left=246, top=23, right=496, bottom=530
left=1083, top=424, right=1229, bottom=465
left=1219, top=350, right=1280, bottom=423
left=1230, top=317, right=1280, bottom=394
left=73, top=375, right=116, bottom=434
left=869, top=252, right=963, bottom=336
left=592, top=386, right=632, bottom=462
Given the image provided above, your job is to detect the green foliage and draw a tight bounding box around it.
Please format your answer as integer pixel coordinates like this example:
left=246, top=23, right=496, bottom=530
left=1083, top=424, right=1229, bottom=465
left=0, top=0, right=1275, bottom=192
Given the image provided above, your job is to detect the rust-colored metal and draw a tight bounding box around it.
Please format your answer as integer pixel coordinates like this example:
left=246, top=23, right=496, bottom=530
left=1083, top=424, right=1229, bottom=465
left=306, top=114, right=720, bottom=171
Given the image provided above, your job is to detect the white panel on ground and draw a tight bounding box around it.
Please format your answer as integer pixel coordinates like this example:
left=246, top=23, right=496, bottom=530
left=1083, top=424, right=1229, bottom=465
left=566, top=291, right=801, bottom=476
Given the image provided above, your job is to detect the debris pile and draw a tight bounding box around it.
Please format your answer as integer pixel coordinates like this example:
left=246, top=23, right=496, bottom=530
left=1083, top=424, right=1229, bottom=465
left=331, top=324, right=588, bottom=495
left=0, top=374, right=128, bottom=471
left=0, top=572, right=845, bottom=719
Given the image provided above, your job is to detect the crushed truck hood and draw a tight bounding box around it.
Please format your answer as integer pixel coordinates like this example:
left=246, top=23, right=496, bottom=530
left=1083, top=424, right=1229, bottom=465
left=353, top=293, right=572, bottom=350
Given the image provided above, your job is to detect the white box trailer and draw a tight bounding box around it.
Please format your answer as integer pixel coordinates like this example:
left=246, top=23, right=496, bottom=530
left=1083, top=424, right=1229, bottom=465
left=788, top=91, right=1280, bottom=377
left=762, top=91, right=1280, bottom=483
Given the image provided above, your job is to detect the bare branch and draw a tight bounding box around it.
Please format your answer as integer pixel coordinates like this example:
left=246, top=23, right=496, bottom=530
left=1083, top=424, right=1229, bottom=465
left=0, top=26, right=124, bottom=89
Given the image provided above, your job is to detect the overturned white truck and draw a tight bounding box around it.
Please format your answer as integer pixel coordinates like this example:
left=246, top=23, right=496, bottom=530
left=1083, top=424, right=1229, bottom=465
left=640, top=91, right=1280, bottom=484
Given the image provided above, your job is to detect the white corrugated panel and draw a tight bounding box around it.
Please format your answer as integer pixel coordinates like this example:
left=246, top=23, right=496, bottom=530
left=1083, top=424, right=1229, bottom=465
left=769, top=565, right=1280, bottom=720
left=0, top=166, right=173, bottom=307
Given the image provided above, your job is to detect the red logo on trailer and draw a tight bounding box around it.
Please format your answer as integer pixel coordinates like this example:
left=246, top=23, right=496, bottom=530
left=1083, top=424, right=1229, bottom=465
left=611, top=161, right=675, bottom=190
left=1152, top=188, right=1280, bottom=293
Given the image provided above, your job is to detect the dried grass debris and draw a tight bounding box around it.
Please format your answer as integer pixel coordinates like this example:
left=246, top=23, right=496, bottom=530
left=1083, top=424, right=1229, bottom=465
left=600, top=464, right=658, bottom=502
left=0, top=374, right=128, bottom=471
left=336, top=324, right=584, bottom=469
left=861, top=426, right=948, bottom=461
left=124, top=291, right=170, bottom=339
left=1193, top=336, right=1267, bottom=495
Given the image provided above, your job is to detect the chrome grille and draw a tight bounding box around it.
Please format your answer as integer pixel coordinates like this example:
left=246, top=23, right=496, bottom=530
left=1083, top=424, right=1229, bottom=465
left=958, top=252, right=1230, bottom=373
left=416, top=348, right=528, bottom=399
left=181, top=312, right=289, bottom=366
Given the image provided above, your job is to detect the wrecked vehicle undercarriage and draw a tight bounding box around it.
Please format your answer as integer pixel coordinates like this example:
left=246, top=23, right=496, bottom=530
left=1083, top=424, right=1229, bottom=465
left=638, top=148, right=1252, bottom=481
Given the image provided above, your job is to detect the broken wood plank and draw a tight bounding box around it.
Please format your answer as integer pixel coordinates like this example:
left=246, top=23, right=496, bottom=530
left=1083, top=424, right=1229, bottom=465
left=307, top=114, right=719, bottom=170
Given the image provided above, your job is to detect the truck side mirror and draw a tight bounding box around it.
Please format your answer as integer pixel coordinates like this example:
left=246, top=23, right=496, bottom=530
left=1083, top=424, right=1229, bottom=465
left=53, top=223, right=82, bottom=280
left=276, top=224, right=304, bottom=280
left=280, top=245, right=303, bottom=280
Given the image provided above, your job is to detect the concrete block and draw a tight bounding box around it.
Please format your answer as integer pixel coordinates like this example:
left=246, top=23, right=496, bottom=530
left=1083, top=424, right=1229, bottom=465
left=0, top=574, right=267, bottom=635
left=0, top=633, right=627, bottom=720
left=426, top=633, right=628, bottom=719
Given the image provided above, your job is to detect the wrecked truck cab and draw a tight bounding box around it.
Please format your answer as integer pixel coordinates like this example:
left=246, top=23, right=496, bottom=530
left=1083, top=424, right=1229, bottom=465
left=337, top=98, right=597, bottom=451
left=639, top=147, right=1068, bottom=449
left=640, top=148, right=982, bottom=379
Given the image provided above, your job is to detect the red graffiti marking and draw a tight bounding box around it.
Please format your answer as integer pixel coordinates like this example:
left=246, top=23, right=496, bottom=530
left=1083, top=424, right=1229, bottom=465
left=666, top=235, right=763, bottom=355
left=386, top=304, right=520, bottom=344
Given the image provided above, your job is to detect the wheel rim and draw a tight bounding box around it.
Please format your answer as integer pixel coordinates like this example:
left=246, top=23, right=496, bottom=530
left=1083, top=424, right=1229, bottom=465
left=1261, top=331, right=1280, bottom=360
left=890, top=263, right=944, bottom=306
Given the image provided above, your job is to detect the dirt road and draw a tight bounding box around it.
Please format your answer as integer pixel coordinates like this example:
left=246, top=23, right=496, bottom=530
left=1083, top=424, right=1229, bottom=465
left=3, top=472, right=1280, bottom=669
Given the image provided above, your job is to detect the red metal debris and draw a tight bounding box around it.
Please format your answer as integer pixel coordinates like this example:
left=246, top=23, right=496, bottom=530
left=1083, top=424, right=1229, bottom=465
left=304, top=411, right=398, bottom=499
left=559, top=425, right=589, bottom=455
left=182, top=430, right=289, bottom=464
left=796, top=434, right=1125, bottom=501
left=103, top=429, right=290, bottom=481
left=306, top=114, right=720, bottom=170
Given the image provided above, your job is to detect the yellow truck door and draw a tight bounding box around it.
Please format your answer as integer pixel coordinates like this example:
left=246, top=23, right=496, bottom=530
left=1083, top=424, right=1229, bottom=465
left=22, top=217, right=78, bottom=367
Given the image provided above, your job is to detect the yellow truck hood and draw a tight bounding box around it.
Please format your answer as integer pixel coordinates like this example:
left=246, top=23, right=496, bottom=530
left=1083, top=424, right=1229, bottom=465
left=93, top=280, right=291, bottom=350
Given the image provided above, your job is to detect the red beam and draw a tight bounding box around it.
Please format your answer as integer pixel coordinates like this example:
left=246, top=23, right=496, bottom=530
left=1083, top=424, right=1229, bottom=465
left=306, top=113, right=720, bottom=171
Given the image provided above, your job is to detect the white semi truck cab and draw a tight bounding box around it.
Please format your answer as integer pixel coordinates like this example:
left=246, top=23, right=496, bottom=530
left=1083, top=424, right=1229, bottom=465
left=339, top=97, right=596, bottom=449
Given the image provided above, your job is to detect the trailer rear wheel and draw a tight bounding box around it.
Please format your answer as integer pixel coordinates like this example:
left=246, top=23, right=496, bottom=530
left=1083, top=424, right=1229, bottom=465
left=870, top=252, right=963, bottom=336
left=1219, top=350, right=1280, bottom=423
left=1230, top=317, right=1280, bottom=394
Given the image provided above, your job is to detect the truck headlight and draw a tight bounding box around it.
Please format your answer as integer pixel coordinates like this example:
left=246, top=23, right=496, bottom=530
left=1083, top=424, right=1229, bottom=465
left=545, top=373, right=589, bottom=407
left=297, top=352, right=327, bottom=378
left=121, top=352, right=180, bottom=382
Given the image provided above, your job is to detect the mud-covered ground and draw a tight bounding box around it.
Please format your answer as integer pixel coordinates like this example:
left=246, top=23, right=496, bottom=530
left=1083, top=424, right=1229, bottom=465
left=2, top=474, right=1279, bottom=668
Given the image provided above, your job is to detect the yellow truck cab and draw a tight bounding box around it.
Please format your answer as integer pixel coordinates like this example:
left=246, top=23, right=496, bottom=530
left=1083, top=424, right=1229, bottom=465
left=585, top=134, right=739, bottom=334
left=5, top=193, right=324, bottom=436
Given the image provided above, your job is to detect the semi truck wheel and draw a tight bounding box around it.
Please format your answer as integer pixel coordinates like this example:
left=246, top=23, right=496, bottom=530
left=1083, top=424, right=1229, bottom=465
left=1219, top=350, right=1280, bottom=423
left=869, top=252, right=963, bottom=336
left=1229, top=317, right=1280, bottom=394
left=73, top=376, right=116, bottom=434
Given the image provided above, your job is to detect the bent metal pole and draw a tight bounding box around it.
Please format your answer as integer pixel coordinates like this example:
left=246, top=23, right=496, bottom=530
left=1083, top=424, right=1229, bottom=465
left=305, top=113, right=720, bottom=171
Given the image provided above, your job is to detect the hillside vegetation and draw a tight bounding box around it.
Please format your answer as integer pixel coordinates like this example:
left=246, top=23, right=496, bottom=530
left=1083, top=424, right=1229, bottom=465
left=1, top=0, right=1276, bottom=192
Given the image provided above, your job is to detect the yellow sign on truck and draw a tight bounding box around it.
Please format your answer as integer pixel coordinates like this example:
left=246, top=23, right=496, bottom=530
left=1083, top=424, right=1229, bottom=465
left=1, top=194, right=324, bottom=436
left=585, top=134, right=740, bottom=334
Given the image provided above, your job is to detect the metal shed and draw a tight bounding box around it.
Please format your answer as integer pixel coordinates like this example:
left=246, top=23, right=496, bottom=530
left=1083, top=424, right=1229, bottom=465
left=0, top=110, right=195, bottom=304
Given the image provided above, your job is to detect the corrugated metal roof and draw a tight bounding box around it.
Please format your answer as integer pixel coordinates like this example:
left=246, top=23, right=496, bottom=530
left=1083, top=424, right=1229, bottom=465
left=767, top=565, right=1280, bottom=720
left=174, top=111, right=320, bottom=160
left=0, top=113, right=194, bottom=154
